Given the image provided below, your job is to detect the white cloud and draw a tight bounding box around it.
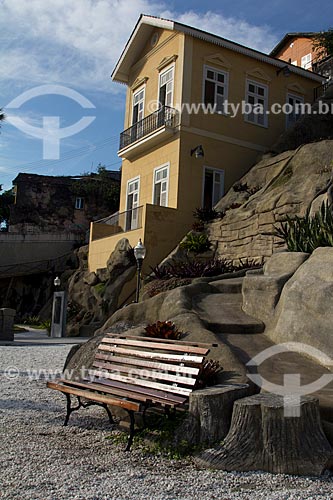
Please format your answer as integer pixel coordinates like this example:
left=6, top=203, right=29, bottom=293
left=0, top=1, right=278, bottom=93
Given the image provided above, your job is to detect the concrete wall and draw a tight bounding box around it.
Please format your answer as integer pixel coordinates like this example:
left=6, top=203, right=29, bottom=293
left=0, top=232, right=79, bottom=268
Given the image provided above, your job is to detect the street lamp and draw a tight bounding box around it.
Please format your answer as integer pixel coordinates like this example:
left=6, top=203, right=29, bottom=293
left=134, top=239, right=146, bottom=303
left=54, top=276, right=61, bottom=288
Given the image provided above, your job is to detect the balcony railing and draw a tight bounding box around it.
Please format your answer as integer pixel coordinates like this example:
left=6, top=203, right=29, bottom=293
left=95, top=206, right=143, bottom=234
left=119, top=106, right=178, bottom=150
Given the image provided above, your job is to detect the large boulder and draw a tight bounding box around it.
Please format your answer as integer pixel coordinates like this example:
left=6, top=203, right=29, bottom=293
left=208, top=140, right=333, bottom=263
left=66, top=239, right=136, bottom=336
left=267, top=247, right=333, bottom=365
left=242, top=252, right=309, bottom=324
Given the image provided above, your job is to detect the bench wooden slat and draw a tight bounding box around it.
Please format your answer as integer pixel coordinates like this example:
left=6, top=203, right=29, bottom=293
left=99, top=345, right=204, bottom=364
left=90, top=369, right=193, bottom=396
left=106, top=334, right=217, bottom=348
left=47, top=381, right=141, bottom=412
left=101, top=337, right=210, bottom=355
left=58, top=379, right=182, bottom=407
left=95, top=353, right=200, bottom=376
left=92, top=360, right=197, bottom=386
left=83, top=377, right=188, bottom=404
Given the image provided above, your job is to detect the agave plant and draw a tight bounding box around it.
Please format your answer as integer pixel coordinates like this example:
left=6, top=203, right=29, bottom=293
left=179, top=232, right=211, bottom=254
left=274, top=201, right=333, bottom=253
left=144, top=320, right=183, bottom=340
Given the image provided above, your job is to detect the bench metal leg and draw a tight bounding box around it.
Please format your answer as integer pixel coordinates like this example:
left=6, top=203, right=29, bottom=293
left=125, top=410, right=136, bottom=452
left=62, top=394, right=115, bottom=427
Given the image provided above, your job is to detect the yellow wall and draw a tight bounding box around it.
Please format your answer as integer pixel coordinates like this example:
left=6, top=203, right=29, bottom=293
left=186, top=36, right=317, bottom=148
left=88, top=204, right=192, bottom=273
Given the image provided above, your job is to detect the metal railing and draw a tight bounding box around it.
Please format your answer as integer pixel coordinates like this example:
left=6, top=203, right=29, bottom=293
left=95, top=206, right=143, bottom=234
left=119, top=106, right=178, bottom=150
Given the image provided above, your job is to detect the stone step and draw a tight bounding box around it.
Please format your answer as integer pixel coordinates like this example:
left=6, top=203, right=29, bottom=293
left=193, top=293, right=265, bottom=335
left=210, top=277, right=243, bottom=294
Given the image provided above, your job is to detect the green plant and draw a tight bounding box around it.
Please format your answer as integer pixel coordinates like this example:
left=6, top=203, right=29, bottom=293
left=94, top=282, right=107, bottom=296
left=196, top=359, right=223, bottom=389
left=193, top=207, right=220, bottom=223
left=274, top=201, right=333, bottom=252
left=179, top=233, right=211, bottom=254
left=144, top=320, right=183, bottom=340
left=313, top=28, right=333, bottom=60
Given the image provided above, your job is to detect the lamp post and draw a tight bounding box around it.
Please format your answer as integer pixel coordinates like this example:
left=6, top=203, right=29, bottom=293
left=50, top=276, right=67, bottom=338
left=134, top=239, right=146, bottom=303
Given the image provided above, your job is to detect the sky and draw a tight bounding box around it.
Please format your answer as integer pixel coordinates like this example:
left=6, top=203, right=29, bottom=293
left=0, top=0, right=332, bottom=191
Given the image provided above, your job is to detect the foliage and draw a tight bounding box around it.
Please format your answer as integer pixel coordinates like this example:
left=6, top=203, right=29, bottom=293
left=0, top=108, right=5, bottom=128
left=144, top=320, right=183, bottom=340
left=71, top=165, right=120, bottom=212
left=274, top=201, right=333, bottom=252
left=0, top=188, right=15, bottom=230
left=94, top=282, right=107, bottom=296
left=151, top=257, right=261, bottom=281
left=233, top=182, right=261, bottom=197
left=21, top=316, right=51, bottom=332
left=144, top=277, right=192, bottom=298
left=313, top=28, right=333, bottom=60
left=196, top=359, right=223, bottom=389
left=193, top=207, right=221, bottom=223
left=179, top=233, right=211, bottom=254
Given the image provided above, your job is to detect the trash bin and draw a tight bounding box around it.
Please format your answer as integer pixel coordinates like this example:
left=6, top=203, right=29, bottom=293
left=0, top=308, right=16, bottom=341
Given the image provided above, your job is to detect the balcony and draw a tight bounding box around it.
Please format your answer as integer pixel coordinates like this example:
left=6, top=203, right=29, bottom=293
left=91, top=206, right=144, bottom=240
left=118, top=106, right=179, bottom=159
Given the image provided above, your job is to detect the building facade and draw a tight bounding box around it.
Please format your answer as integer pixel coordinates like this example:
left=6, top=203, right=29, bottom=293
left=88, top=15, right=323, bottom=273
left=10, top=171, right=120, bottom=235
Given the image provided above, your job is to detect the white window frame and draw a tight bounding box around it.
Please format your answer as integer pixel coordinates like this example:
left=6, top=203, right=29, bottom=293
left=301, top=53, right=312, bottom=70
left=152, top=163, right=169, bottom=207
left=158, top=64, right=175, bottom=108
left=286, top=93, right=304, bottom=129
left=202, top=65, right=229, bottom=114
left=244, top=79, right=268, bottom=128
left=291, top=60, right=297, bottom=66
left=202, top=167, right=225, bottom=208
left=75, top=197, right=84, bottom=210
left=125, top=176, right=140, bottom=230
left=131, top=85, right=145, bottom=125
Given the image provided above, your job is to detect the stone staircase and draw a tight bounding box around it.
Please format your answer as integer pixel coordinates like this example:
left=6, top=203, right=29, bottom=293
left=193, top=277, right=333, bottom=424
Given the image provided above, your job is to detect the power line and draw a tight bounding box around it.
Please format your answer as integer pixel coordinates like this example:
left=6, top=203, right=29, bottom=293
left=1, top=133, right=122, bottom=174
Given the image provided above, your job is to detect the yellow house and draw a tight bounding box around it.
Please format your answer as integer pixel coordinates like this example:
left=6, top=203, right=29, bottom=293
left=88, top=15, right=323, bottom=274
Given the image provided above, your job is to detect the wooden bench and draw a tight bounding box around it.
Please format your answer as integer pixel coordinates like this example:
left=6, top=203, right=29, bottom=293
left=47, top=335, right=214, bottom=450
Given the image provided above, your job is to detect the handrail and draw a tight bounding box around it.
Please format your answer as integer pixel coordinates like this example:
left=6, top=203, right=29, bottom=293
left=119, top=106, right=178, bottom=150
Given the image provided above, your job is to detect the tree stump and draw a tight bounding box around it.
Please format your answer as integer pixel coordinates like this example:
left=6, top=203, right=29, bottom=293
left=195, top=394, right=333, bottom=476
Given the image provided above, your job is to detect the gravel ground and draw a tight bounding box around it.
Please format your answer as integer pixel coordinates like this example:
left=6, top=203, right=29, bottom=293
left=0, top=344, right=332, bottom=500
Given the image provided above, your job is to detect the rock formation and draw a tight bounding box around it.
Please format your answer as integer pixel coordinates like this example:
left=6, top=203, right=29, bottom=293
left=209, top=140, right=333, bottom=263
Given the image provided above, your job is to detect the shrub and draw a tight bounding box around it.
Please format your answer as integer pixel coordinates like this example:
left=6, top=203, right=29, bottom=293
left=144, top=320, right=183, bottom=340
left=193, top=207, right=220, bottom=223
left=274, top=201, right=333, bottom=252
left=196, top=359, right=223, bottom=389
left=179, top=233, right=211, bottom=254
left=144, top=278, right=192, bottom=298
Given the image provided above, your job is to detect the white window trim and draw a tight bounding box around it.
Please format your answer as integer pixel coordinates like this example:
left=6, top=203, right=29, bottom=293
left=244, top=78, right=269, bottom=128
left=125, top=175, right=140, bottom=212
left=131, top=85, right=146, bottom=125
left=201, top=166, right=225, bottom=208
left=152, top=163, right=170, bottom=207
left=157, top=64, right=175, bottom=109
left=286, top=92, right=304, bottom=129
left=202, top=64, right=229, bottom=114
left=301, top=53, right=312, bottom=70
left=75, top=197, right=84, bottom=210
